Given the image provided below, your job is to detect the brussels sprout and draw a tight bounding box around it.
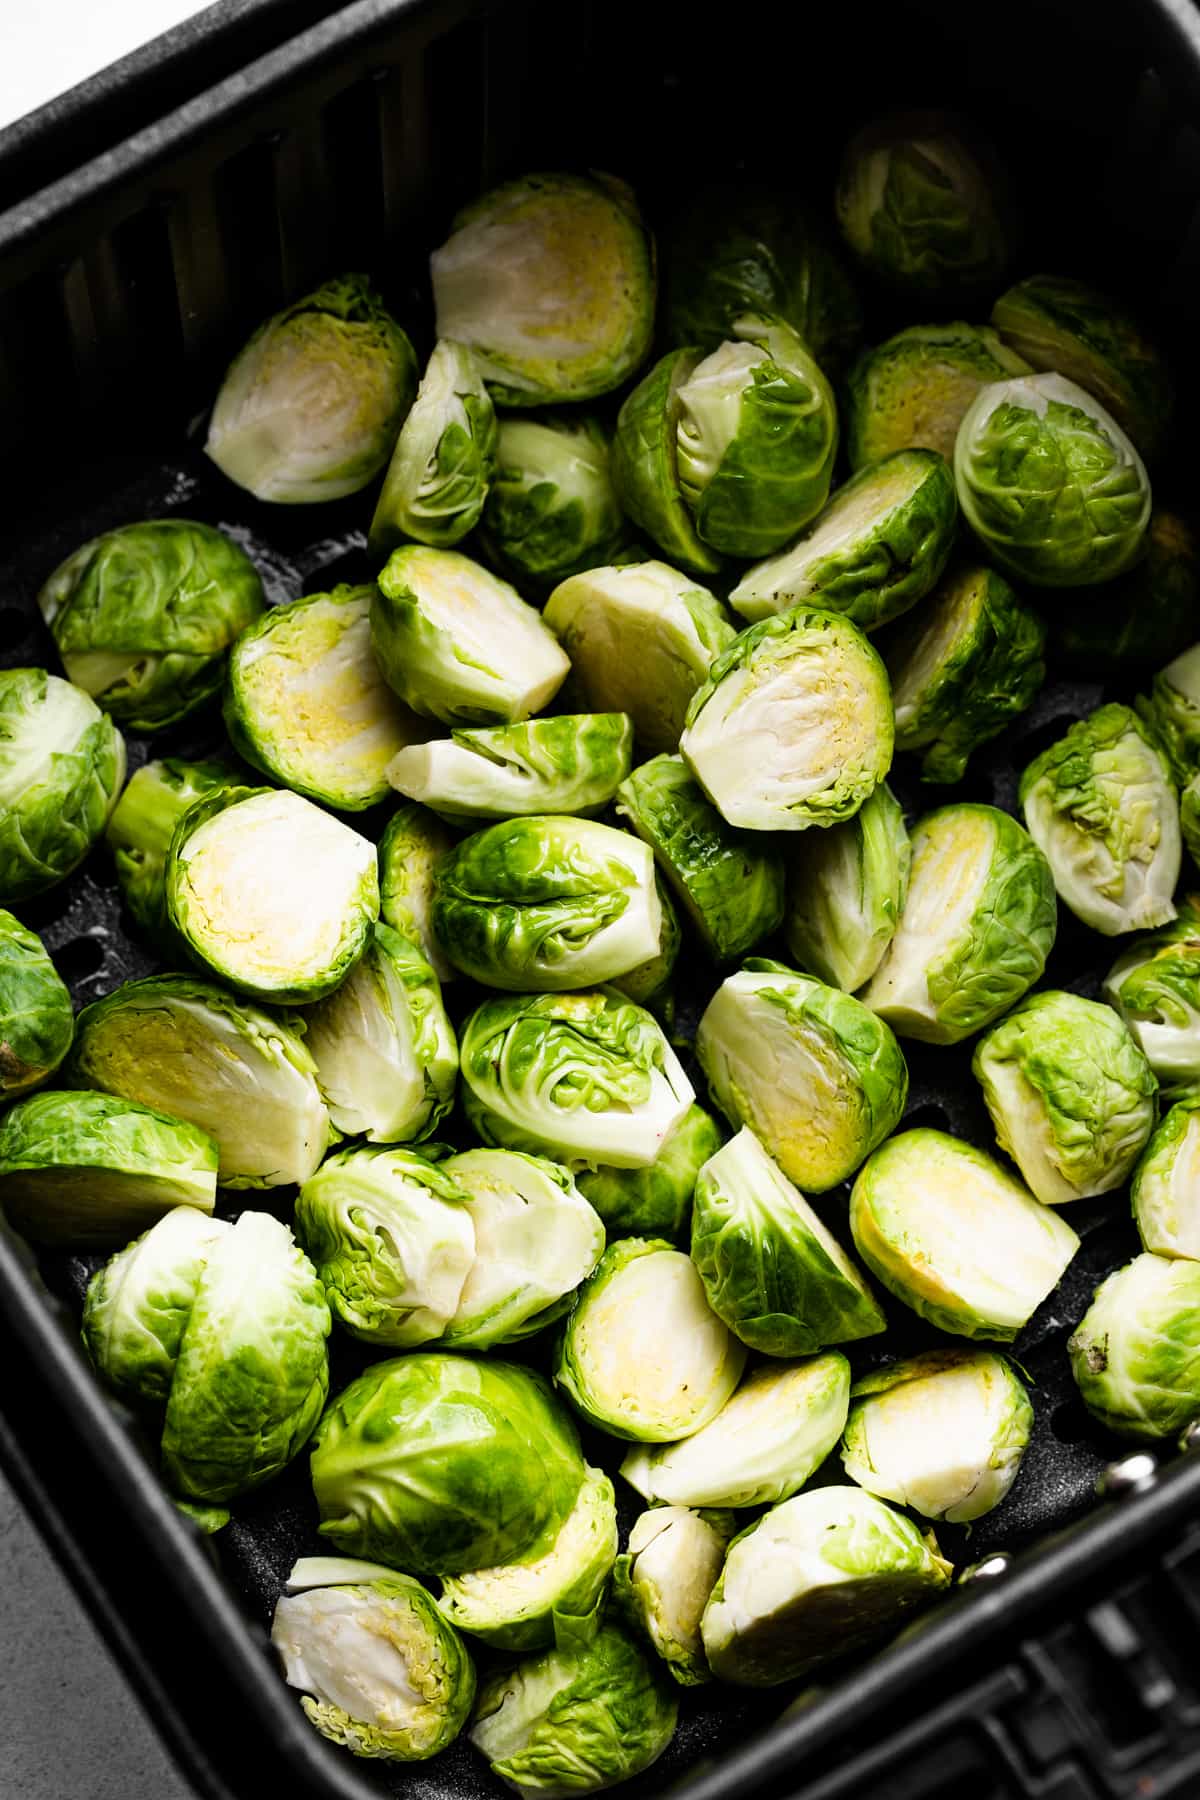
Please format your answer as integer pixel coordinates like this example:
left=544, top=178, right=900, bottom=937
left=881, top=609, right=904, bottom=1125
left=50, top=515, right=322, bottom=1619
left=224, top=585, right=431, bottom=812
left=844, top=322, right=1031, bottom=470
left=438, top=1465, right=617, bottom=1652
left=609, top=877, right=681, bottom=1013
left=730, top=450, right=957, bottom=632
left=177, top=1501, right=230, bottom=1535
left=700, top=1486, right=952, bottom=1686
left=0, top=669, right=125, bottom=902
left=860, top=804, right=1057, bottom=1044
left=680, top=606, right=893, bottom=832
left=696, top=960, right=907, bottom=1193
left=378, top=802, right=456, bottom=984
left=1105, top=903, right=1200, bottom=1089
left=82, top=1207, right=229, bottom=1407
left=544, top=561, right=736, bottom=753
left=1048, top=510, right=1200, bottom=677
left=1132, top=1099, right=1200, bottom=1259
left=1070, top=1253, right=1200, bottom=1439
left=469, top=1619, right=677, bottom=1799
left=954, top=373, right=1152, bottom=587
left=784, top=782, right=909, bottom=992
left=613, top=1506, right=735, bottom=1686
left=836, top=112, right=1010, bottom=298
left=991, top=274, right=1173, bottom=463
left=576, top=1102, right=722, bottom=1241
left=167, top=786, right=379, bottom=1003
left=368, top=339, right=497, bottom=553
left=205, top=274, right=416, bottom=502
left=1137, top=642, right=1200, bottom=789
left=105, top=757, right=242, bottom=947
left=884, top=563, right=1046, bottom=783
left=1020, top=704, right=1179, bottom=936
left=480, top=414, right=624, bottom=589
left=850, top=1129, right=1080, bottom=1341
left=68, top=973, right=333, bottom=1188
left=39, top=520, right=264, bottom=730
left=621, top=1353, right=851, bottom=1510
left=389, top=714, right=633, bottom=824
left=610, top=350, right=725, bottom=576
left=0, top=911, right=72, bottom=1096
left=371, top=547, right=569, bottom=726
left=972, top=991, right=1157, bottom=1206
left=840, top=1349, right=1034, bottom=1523
left=616, top=754, right=784, bottom=963
left=272, top=1559, right=475, bottom=1760
left=460, top=989, right=693, bottom=1169
left=1184, top=777, right=1200, bottom=874
left=312, top=1354, right=584, bottom=1575
left=555, top=1238, right=745, bottom=1441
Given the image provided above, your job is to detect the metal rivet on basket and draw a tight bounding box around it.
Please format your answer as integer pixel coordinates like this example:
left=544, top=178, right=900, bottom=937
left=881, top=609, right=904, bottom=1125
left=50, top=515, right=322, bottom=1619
left=1178, top=1417, right=1200, bottom=1454
left=1096, top=1451, right=1158, bottom=1498
left=957, top=1553, right=1011, bottom=1584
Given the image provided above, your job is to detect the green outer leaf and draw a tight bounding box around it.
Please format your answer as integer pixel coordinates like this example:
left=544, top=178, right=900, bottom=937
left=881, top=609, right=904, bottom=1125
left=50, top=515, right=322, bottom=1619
left=389, top=714, right=634, bottom=824
left=1104, top=901, right=1200, bottom=1089
left=479, top=413, right=624, bottom=590
left=82, top=1207, right=229, bottom=1409
left=784, top=782, right=910, bottom=992
left=1136, top=643, right=1200, bottom=789
left=369, top=339, right=498, bottom=554
left=610, top=350, right=724, bottom=575
left=1048, top=511, right=1200, bottom=677
left=1069, top=1252, right=1200, bottom=1439
left=0, top=908, right=73, bottom=1095
left=378, top=801, right=458, bottom=984
left=0, top=669, right=125, bottom=902
left=1131, top=1095, right=1200, bottom=1257
left=609, top=875, right=681, bottom=1013
left=105, top=757, right=242, bottom=947
left=843, top=322, right=1030, bottom=469
left=576, top=1102, right=722, bottom=1241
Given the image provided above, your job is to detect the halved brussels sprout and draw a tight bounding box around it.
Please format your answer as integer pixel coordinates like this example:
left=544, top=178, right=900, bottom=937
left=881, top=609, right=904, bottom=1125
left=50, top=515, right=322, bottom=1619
left=613, top=1506, right=735, bottom=1686
left=850, top=1129, right=1080, bottom=1340
left=611, top=350, right=724, bottom=576
left=371, top=547, right=569, bottom=726
left=840, top=1349, right=1034, bottom=1523
left=621, top=1353, right=851, bottom=1510
left=730, top=450, right=957, bottom=631
left=105, top=757, right=242, bottom=947
left=544, top=561, right=736, bottom=753
left=784, top=782, right=909, bottom=992
left=884, top=563, right=1046, bottom=783
left=700, top=1486, right=952, bottom=1686
left=82, top=1207, right=229, bottom=1407
left=68, top=973, right=333, bottom=1188
left=39, top=520, right=264, bottom=730
left=378, top=802, right=457, bottom=984
left=680, top=606, right=893, bottom=832
left=1049, top=510, right=1200, bottom=677
left=954, top=373, right=1152, bottom=587
left=555, top=1238, right=745, bottom=1442
left=1070, top=1253, right=1200, bottom=1439
left=1132, top=1099, right=1200, bottom=1259
left=860, top=804, right=1057, bottom=1044
left=205, top=274, right=417, bottom=502
left=0, top=910, right=72, bottom=1096
left=460, top=989, right=694, bottom=1169
left=1104, top=903, right=1200, bottom=1090
left=1137, top=642, right=1200, bottom=789
left=389, top=714, right=633, bottom=823
left=972, top=991, right=1157, bottom=1206
left=480, top=414, right=623, bottom=589
left=167, top=786, right=379, bottom=1003
left=844, top=322, right=1031, bottom=469
left=272, top=1559, right=475, bottom=1761
left=369, top=339, right=497, bottom=553
left=576, top=1102, right=722, bottom=1242
left=0, top=669, right=125, bottom=902
left=609, top=876, right=681, bottom=1013
left=697, top=960, right=907, bottom=1193
left=1020, top=704, right=1179, bottom=936
left=312, top=1353, right=584, bottom=1575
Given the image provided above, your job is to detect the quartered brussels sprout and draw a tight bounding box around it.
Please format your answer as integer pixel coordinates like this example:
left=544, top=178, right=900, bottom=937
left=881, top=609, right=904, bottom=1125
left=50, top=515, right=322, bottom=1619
left=621, top=1353, right=850, bottom=1510
left=844, top=322, right=1031, bottom=469
left=1105, top=903, right=1200, bottom=1089
left=371, top=547, right=569, bottom=726
left=784, top=782, right=909, bottom=992
left=378, top=802, right=457, bottom=984
left=205, top=274, right=418, bottom=502
left=1070, top=1253, right=1200, bottom=1439
left=616, top=754, right=784, bottom=963
left=861, top=804, right=1057, bottom=1044
left=680, top=606, right=894, bottom=832
left=469, top=1619, right=678, bottom=1800
left=991, top=274, right=1173, bottom=463
left=0, top=669, right=125, bottom=902
left=954, top=373, right=1152, bottom=587
left=555, top=1238, right=745, bottom=1442
left=836, top=111, right=1011, bottom=298
left=691, top=1126, right=885, bottom=1355
left=840, top=1349, right=1034, bottom=1523
left=972, top=991, right=1157, bottom=1206
left=273, top=1558, right=475, bottom=1761
left=438, top=1465, right=617, bottom=1652
left=460, top=989, right=694, bottom=1169
left=166, top=786, right=379, bottom=1004
left=105, top=757, right=241, bottom=947
left=224, top=584, right=431, bottom=811
left=850, top=1129, right=1080, bottom=1341
left=389, top=714, right=633, bottom=823
left=576, top=1102, right=722, bottom=1242
left=0, top=911, right=72, bottom=1096
left=729, top=449, right=957, bottom=632
left=0, top=1088, right=217, bottom=1247
left=544, top=561, right=736, bottom=753
left=1049, top=510, right=1200, bottom=677
left=1137, top=642, right=1200, bottom=789
left=431, top=171, right=655, bottom=405
left=68, top=973, right=333, bottom=1188
left=312, top=1354, right=585, bottom=1576
left=295, top=1144, right=474, bottom=1347
left=82, top=1206, right=228, bottom=1406
left=697, top=960, right=908, bottom=1193
left=480, top=414, right=624, bottom=589
left=884, top=563, right=1046, bottom=783
left=609, top=876, right=681, bottom=1014
left=1132, top=1098, right=1200, bottom=1259
left=613, top=1506, right=735, bottom=1686
left=369, top=339, right=497, bottom=553
left=39, top=520, right=264, bottom=730
left=1020, top=704, right=1179, bottom=936
left=700, top=1486, right=952, bottom=1686
left=610, top=351, right=726, bottom=576
left=437, top=1149, right=604, bottom=1350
